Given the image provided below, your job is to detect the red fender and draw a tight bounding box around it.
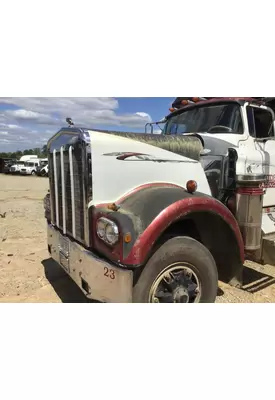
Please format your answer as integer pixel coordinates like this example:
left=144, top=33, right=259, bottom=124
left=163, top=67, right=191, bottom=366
left=122, top=196, right=244, bottom=265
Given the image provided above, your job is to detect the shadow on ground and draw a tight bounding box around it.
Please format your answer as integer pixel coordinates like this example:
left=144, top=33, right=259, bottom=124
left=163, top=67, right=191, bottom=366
left=242, top=265, right=275, bottom=294
left=42, top=258, right=275, bottom=303
left=42, top=258, right=99, bottom=303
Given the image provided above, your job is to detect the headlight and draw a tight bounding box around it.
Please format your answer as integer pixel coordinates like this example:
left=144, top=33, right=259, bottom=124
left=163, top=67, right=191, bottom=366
left=97, top=218, right=106, bottom=239
left=96, top=217, right=119, bottom=245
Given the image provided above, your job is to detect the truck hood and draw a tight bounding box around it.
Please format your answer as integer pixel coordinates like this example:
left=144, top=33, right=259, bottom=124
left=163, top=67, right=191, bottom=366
left=87, top=130, right=212, bottom=205
left=47, top=128, right=212, bottom=207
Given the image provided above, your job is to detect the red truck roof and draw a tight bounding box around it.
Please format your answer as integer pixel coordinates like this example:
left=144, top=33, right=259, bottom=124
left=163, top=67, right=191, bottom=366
left=169, top=97, right=275, bottom=116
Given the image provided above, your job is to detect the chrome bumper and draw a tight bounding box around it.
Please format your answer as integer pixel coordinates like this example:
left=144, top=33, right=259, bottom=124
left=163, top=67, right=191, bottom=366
left=47, top=224, right=133, bottom=303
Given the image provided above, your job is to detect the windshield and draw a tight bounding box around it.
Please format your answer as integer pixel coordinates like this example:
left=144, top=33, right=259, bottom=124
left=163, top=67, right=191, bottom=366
left=165, top=103, right=243, bottom=135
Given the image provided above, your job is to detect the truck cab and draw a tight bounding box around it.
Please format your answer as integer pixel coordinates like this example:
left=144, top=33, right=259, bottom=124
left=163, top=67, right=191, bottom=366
left=161, top=97, right=275, bottom=263
left=20, top=160, right=41, bottom=175
left=10, top=160, right=26, bottom=174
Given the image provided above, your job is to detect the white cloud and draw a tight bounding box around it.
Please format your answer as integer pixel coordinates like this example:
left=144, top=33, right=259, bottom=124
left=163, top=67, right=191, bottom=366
left=0, top=97, right=152, bottom=127
left=4, top=109, right=57, bottom=125
left=136, top=112, right=151, bottom=118
left=0, top=97, right=119, bottom=115
left=0, top=97, right=154, bottom=151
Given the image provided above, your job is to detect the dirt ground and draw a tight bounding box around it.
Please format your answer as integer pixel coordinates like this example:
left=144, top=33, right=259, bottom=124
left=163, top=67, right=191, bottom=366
left=1, top=174, right=275, bottom=303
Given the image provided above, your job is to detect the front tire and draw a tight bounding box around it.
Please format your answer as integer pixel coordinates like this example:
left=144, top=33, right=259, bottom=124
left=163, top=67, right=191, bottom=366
left=133, top=236, right=218, bottom=303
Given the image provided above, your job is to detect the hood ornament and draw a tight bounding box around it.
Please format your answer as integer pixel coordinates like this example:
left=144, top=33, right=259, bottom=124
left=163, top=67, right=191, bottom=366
left=66, top=117, right=74, bottom=127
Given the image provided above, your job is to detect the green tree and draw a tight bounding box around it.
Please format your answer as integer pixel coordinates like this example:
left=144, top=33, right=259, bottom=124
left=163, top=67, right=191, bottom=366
left=16, top=150, right=23, bottom=158
left=41, top=145, right=47, bottom=156
left=23, top=149, right=34, bottom=155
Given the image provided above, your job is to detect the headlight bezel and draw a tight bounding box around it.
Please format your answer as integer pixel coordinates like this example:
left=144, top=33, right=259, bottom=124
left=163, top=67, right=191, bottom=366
left=96, top=217, right=119, bottom=246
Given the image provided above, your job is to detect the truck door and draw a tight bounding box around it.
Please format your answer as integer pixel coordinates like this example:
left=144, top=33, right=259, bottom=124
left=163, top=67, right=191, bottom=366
left=246, top=104, right=275, bottom=208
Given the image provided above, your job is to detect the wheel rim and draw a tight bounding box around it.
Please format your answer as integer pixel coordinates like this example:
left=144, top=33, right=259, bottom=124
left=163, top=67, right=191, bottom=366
left=149, top=262, right=201, bottom=303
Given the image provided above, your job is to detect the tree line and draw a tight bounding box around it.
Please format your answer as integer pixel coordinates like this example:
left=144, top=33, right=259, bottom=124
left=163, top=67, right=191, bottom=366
left=0, top=145, right=48, bottom=159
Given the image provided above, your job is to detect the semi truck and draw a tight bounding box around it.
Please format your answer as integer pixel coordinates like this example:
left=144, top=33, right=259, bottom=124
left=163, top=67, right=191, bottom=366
left=44, top=97, right=275, bottom=303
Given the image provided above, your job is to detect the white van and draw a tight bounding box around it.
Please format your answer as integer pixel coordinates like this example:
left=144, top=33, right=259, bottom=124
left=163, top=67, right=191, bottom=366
left=10, top=155, right=39, bottom=174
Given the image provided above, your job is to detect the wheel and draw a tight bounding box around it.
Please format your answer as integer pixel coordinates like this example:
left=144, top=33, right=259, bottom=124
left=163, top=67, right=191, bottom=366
left=133, top=236, right=218, bottom=303
left=31, top=170, right=35, bottom=175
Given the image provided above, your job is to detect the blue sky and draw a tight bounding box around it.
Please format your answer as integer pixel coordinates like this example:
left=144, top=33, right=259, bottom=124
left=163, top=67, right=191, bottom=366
left=0, top=97, right=175, bottom=152
left=117, top=97, right=173, bottom=119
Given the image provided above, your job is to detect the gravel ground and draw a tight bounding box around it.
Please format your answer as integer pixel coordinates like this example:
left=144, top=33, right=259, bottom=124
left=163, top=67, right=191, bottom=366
left=0, top=174, right=275, bottom=303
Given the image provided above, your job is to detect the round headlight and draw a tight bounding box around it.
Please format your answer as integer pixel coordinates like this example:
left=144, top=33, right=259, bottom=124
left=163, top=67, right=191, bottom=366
left=96, top=219, right=106, bottom=239
left=105, top=222, right=119, bottom=245
left=96, top=217, right=119, bottom=245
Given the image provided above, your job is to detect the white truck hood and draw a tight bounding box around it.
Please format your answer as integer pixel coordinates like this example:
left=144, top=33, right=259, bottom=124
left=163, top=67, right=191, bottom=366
left=88, top=130, right=212, bottom=206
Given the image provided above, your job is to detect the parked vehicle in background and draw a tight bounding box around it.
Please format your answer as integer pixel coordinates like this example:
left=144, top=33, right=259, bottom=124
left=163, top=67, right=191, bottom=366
left=4, top=161, right=15, bottom=174
left=36, top=159, right=48, bottom=176
left=0, top=158, right=16, bottom=173
left=20, top=160, right=41, bottom=175
left=1, top=158, right=17, bottom=174
left=10, top=155, right=39, bottom=175
left=39, top=164, right=49, bottom=177
left=10, top=161, right=26, bottom=174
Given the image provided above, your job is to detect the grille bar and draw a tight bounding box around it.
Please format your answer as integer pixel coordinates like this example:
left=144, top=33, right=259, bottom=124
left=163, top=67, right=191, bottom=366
left=69, top=145, right=76, bottom=238
left=53, top=149, right=59, bottom=227
left=60, top=146, right=66, bottom=235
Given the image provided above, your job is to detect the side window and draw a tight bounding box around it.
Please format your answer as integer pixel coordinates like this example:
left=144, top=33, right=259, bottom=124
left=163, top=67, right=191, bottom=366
left=247, top=106, right=274, bottom=139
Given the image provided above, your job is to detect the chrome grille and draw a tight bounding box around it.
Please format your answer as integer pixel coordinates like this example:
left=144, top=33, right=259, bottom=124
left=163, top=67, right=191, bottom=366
left=49, top=136, right=89, bottom=244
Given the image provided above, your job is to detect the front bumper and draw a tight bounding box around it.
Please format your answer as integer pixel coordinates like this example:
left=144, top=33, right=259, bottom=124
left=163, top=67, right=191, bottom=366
left=47, top=224, right=133, bottom=303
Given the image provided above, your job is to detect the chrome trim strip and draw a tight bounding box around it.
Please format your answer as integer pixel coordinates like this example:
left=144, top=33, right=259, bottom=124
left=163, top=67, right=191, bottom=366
left=60, top=146, right=66, bottom=234
left=69, top=145, right=76, bottom=238
left=49, top=157, right=55, bottom=224
left=82, top=141, right=89, bottom=244
left=237, top=174, right=266, bottom=183
left=53, top=149, right=59, bottom=227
